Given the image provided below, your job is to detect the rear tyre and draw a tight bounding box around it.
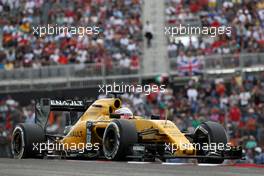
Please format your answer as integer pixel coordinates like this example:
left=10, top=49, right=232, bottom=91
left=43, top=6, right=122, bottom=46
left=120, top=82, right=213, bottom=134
left=193, top=121, right=228, bottom=164
left=103, top=119, right=138, bottom=160
left=12, top=123, right=45, bottom=159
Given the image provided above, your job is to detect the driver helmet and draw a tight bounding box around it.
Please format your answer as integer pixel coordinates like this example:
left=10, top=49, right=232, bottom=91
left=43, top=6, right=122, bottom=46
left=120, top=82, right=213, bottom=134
left=114, top=107, right=133, bottom=119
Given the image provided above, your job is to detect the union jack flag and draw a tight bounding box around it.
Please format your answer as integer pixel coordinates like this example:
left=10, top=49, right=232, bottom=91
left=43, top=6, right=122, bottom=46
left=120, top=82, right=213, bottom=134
left=177, top=57, right=201, bottom=76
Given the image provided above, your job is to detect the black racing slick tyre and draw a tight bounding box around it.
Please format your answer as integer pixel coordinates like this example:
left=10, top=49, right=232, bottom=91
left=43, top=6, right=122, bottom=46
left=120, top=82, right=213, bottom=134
left=103, top=119, right=138, bottom=160
left=11, top=123, right=45, bottom=159
left=193, top=121, right=228, bottom=164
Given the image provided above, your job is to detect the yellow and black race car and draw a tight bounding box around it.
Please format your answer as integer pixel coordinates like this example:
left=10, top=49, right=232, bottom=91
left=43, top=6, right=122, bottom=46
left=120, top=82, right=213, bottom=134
left=11, top=93, right=242, bottom=163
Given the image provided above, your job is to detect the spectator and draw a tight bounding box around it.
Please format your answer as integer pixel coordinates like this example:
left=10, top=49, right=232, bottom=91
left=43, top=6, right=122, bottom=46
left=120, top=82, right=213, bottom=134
left=187, top=86, right=198, bottom=102
left=239, top=87, right=251, bottom=107
left=144, top=21, right=154, bottom=48
left=255, top=147, right=264, bottom=164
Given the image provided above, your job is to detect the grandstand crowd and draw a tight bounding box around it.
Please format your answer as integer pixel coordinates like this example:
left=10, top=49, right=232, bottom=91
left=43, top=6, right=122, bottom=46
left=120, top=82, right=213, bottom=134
left=0, top=0, right=142, bottom=71
left=166, top=0, right=264, bottom=59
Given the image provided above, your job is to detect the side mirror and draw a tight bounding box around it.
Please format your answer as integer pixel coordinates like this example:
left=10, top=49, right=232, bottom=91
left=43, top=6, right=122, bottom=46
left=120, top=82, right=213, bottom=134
left=150, top=115, right=160, bottom=120
left=110, top=113, right=121, bottom=119
left=63, top=126, right=72, bottom=135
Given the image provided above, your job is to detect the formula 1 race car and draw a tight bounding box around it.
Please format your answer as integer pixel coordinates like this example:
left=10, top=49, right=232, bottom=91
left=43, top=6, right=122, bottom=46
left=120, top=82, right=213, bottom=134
left=11, top=93, right=242, bottom=163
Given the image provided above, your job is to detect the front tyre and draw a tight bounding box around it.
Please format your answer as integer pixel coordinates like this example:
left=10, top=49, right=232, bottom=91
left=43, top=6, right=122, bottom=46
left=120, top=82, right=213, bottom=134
left=193, top=121, right=228, bottom=164
left=103, top=119, right=138, bottom=160
left=12, top=123, right=45, bottom=159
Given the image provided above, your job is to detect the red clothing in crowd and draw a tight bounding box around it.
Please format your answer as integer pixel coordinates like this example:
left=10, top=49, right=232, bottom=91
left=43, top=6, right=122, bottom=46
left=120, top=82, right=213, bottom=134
left=5, top=113, right=12, bottom=130
left=58, top=55, right=68, bottom=64
left=190, top=2, right=201, bottom=13
left=65, top=9, right=74, bottom=18
left=211, top=40, right=226, bottom=49
left=216, top=83, right=226, bottom=96
left=130, top=55, right=140, bottom=70
left=147, top=92, right=158, bottom=103
left=211, top=20, right=221, bottom=28
left=19, top=38, right=29, bottom=46
left=229, top=106, right=241, bottom=122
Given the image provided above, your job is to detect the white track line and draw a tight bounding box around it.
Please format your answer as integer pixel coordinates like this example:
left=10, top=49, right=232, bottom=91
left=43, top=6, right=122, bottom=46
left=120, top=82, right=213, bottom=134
left=197, top=164, right=222, bottom=166
left=66, top=160, right=97, bottom=163
left=162, top=163, right=194, bottom=165
left=128, top=161, right=152, bottom=164
left=66, top=160, right=225, bottom=166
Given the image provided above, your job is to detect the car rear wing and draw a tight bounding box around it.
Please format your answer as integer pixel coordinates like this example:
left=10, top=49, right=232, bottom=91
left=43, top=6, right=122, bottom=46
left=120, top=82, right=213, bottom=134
left=35, top=98, right=93, bottom=129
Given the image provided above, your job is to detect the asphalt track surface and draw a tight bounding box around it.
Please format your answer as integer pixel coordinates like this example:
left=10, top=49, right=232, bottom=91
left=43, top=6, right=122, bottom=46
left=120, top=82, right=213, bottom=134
left=0, top=159, right=263, bottom=176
